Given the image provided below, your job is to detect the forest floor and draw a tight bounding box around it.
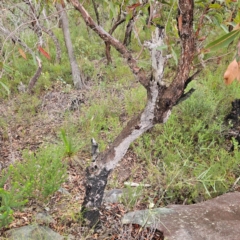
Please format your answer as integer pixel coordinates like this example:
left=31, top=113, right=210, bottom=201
left=0, top=82, right=163, bottom=239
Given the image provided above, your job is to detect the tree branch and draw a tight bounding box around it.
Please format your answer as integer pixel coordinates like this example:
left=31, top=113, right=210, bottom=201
left=28, top=56, right=42, bottom=93
left=92, top=0, right=100, bottom=25
left=106, top=14, right=126, bottom=64
left=69, top=0, right=149, bottom=88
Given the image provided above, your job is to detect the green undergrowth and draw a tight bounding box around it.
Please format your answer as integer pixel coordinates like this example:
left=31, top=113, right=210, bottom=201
left=0, top=145, right=67, bottom=228
left=131, top=64, right=240, bottom=205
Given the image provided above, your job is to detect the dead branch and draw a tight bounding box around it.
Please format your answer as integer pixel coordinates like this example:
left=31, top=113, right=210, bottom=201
left=28, top=56, right=42, bottom=93
left=92, top=0, right=100, bottom=25
left=106, top=15, right=126, bottom=64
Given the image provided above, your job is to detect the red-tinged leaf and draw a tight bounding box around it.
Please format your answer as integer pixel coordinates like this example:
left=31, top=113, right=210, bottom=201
left=127, top=3, right=141, bottom=11
left=19, top=48, right=27, bottom=60
left=38, top=46, right=51, bottom=60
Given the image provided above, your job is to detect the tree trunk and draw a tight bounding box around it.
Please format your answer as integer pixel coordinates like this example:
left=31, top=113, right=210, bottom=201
left=56, top=3, right=84, bottom=89
left=70, top=0, right=195, bottom=227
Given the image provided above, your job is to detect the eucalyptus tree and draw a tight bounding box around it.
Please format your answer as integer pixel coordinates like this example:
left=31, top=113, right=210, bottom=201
left=69, top=0, right=195, bottom=226
left=68, top=0, right=240, bottom=226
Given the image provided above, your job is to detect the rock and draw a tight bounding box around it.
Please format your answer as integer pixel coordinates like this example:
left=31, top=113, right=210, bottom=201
left=35, top=212, right=55, bottom=225
left=17, top=82, right=27, bottom=93
left=124, top=181, right=151, bottom=187
left=66, top=234, right=75, bottom=240
left=103, top=189, right=124, bottom=203
left=122, top=192, right=240, bottom=240
left=58, top=187, right=71, bottom=195
left=6, top=225, right=64, bottom=240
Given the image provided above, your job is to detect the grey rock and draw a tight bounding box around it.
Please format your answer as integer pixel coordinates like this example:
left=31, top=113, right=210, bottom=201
left=66, top=234, right=75, bottom=240
left=122, top=208, right=174, bottom=226
left=103, top=189, right=124, bottom=203
left=122, top=192, right=240, bottom=240
left=35, top=212, right=55, bottom=225
left=17, top=82, right=27, bottom=93
left=58, top=187, right=71, bottom=195
left=6, top=225, right=64, bottom=240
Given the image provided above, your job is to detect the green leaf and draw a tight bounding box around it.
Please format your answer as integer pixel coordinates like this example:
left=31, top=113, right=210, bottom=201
left=171, top=47, right=178, bottom=66
left=205, top=29, right=240, bottom=52
left=3, top=64, right=13, bottom=73
left=209, top=3, right=222, bottom=9
left=126, top=12, right=133, bottom=25
left=0, top=81, right=10, bottom=95
left=220, top=24, right=229, bottom=33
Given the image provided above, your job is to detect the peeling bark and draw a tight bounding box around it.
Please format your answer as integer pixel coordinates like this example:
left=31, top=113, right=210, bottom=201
left=70, top=0, right=195, bottom=227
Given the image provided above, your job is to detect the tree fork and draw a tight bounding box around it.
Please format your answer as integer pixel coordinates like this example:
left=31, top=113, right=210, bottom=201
left=70, top=0, right=195, bottom=227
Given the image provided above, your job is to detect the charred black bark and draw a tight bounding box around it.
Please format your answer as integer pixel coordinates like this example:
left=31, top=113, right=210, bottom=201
left=226, top=99, right=240, bottom=149
left=82, top=167, right=110, bottom=227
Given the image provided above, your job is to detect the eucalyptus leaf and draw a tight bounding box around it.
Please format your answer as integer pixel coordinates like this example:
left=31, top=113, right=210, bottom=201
left=209, top=3, right=222, bottom=9
left=171, top=47, right=178, bottom=66
left=205, top=29, right=240, bottom=52
left=220, top=24, right=229, bottom=34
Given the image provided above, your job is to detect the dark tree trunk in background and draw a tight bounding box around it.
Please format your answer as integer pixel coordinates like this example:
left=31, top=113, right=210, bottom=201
left=56, top=3, right=84, bottom=89
left=70, top=0, right=195, bottom=227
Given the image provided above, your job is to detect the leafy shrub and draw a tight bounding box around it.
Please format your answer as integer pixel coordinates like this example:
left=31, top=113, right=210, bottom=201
left=0, top=144, right=67, bottom=227
left=2, top=145, right=67, bottom=202
left=0, top=188, right=27, bottom=228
